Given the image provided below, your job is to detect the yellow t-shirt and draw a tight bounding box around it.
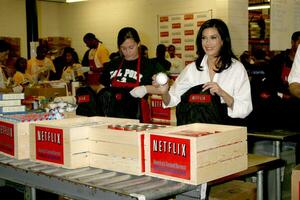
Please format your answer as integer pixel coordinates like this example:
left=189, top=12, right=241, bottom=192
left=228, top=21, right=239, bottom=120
left=61, top=63, right=83, bottom=82
left=27, top=57, right=56, bottom=82
left=13, top=71, right=33, bottom=85
left=89, top=43, right=110, bottom=68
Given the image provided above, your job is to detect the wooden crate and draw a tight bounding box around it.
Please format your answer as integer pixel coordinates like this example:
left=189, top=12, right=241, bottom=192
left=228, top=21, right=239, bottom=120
left=150, top=95, right=176, bottom=126
left=0, top=120, right=30, bottom=159
left=30, top=116, right=138, bottom=169
left=89, top=123, right=166, bottom=175
left=145, top=123, right=247, bottom=185
left=0, top=113, right=64, bottom=160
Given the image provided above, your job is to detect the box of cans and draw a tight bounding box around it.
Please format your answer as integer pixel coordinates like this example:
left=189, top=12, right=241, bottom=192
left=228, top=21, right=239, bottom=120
left=30, top=116, right=138, bottom=169
left=0, top=113, right=62, bottom=159
left=145, top=123, right=247, bottom=185
left=89, top=123, right=167, bottom=175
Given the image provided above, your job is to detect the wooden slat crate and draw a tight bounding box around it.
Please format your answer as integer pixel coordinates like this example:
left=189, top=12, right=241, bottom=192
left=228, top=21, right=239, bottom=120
left=30, top=117, right=138, bottom=169
left=150, top=95, right=176, bottom=126
left=145, top=123, right=247, bottom=185
left=0, top=120, right=30, bottom=159
left=0, top=113, right=64, bottom=160
left=89, top=123, right=167, bottom=175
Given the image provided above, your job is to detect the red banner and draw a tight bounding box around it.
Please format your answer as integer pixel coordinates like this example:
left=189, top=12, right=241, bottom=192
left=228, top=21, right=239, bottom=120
left=150, top=134, right=191, bottom=179
left=35, top=126, right=64, bottom=164
left=0, top=121, right=14, bottom=156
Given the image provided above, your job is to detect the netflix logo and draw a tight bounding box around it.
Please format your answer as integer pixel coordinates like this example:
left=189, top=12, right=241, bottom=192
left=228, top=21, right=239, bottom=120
left=77, top=95, right=90, bottom=103
left=0, top=124, right=13, bottom=138
left=185, top=45, right=195, bottom=51
left=197, top=21, right=205, bottom=27
left=0, top=121, right=14, bottom=156
left=184, top=14, right=194, bottom=20
left=184, top=30, right=194, bottom=36
left=189, top=94, right=211, bottom=103
left=172, top=23, right=181, bottom=29
left=160, top=16, right=169, bottom=22
left=160, top=32, right=169, bottom=37
left=152, top=139, right=186, bottom=157
left=172, top=38, right=181, bottom=44
left=150, top=134, right=191, bottom=179
left=35, top=126, right=64, bottom=164
left=37, top=130, right=62, bottom=145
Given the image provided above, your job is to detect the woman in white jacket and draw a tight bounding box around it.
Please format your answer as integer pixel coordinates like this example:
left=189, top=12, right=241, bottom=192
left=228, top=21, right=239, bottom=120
left=147, top=18, right=253, bottom=125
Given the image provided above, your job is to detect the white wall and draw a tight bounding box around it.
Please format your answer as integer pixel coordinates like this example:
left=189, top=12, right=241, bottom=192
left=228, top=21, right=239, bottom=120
left=0, top=0, right=27, bottom=58
left=56, top=0, right=218, bottom=59
left=0, top=0, right=248, bottom=59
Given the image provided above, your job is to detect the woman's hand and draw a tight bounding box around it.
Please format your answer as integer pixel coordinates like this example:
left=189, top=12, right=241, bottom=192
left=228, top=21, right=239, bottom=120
left=202, top=82, right=234, bottom=108
left=151, top=74, right=169, bottom=95
left=202, top=82, right=224, bottom=96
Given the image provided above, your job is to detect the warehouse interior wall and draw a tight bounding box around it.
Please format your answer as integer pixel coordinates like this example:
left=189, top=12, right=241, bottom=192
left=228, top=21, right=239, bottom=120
left=0, top=0, right=247, bottom=60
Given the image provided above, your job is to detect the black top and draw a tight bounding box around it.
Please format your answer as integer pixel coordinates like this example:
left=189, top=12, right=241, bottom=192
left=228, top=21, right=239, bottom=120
left=99, top=56, right=156, bottom=120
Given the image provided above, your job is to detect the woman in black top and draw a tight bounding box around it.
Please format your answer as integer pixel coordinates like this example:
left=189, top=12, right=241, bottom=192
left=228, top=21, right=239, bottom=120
left=100, top=27, right=156, bottom=122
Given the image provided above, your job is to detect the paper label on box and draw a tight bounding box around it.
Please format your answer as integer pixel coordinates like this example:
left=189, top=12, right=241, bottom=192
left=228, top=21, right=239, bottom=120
left=151, top=98, right=171, bottom=120
left=0, top=121, right=14, bottom=156
left=150, top=134, right=190, bottom=179
left=35, top=126, right=64, bottom=164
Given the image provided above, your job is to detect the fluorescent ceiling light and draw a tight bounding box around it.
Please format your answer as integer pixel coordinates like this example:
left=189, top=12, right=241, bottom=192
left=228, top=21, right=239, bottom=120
left=66, top=0, right=87, bottom=3
left=248, top=4, right=270, bottom=10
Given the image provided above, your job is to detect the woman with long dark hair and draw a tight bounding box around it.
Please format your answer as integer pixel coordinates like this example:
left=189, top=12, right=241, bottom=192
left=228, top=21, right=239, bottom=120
left=150, top=19, right=253, bottom=125
left=99, top=27, right=157, bottom=122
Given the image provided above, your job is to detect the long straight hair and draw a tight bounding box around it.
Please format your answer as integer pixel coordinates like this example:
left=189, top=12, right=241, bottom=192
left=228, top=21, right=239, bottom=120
left=195, top=19, right=237, bottom=72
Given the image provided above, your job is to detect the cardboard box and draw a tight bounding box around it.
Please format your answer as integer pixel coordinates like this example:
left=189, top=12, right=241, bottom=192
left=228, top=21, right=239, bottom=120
left=145, top=123, right=248, bottom=185
left=292, top=164, right=300, bottom=200
left=24, top=87, right=67, bottom=99
left=89, top=123, right=167, bottom=175
left=209, top=180, right=256, bottom=200
left=29, top=117, right=138, bottom=169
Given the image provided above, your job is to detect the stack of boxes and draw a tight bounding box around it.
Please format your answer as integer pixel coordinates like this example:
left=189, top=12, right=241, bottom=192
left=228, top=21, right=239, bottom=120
left=0, top=93, right=25, bottom=115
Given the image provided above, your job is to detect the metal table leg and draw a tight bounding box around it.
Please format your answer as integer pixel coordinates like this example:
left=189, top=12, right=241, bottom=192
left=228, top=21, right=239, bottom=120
left=274, top=140, right=281, bottom=200
left=257, top=170, right=264, bottom=200
left=24, top=186, right=36, bottom=200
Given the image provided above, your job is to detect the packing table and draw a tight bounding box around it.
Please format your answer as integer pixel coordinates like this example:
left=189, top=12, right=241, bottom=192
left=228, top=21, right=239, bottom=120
left=0, top=154, right=284, bottom=200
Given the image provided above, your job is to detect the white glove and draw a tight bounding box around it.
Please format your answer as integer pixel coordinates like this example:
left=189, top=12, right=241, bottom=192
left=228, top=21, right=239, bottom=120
left=130, top=85, right=147, bottom=98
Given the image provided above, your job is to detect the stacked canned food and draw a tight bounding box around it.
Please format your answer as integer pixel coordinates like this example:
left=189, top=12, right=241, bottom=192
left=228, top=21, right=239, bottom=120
left=108, top=124, right=166, bottom=132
